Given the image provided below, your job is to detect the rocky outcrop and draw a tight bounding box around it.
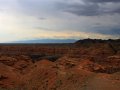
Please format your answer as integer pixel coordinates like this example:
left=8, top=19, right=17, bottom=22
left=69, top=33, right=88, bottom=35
left=0, top=39, right=119, bottom=89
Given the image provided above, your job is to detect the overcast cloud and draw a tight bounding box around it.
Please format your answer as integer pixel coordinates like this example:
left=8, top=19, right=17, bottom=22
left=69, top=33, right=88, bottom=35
left=0, top=0, right=119, bottom=42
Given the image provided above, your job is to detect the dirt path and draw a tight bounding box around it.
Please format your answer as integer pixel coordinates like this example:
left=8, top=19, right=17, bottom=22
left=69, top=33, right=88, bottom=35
left=81, top=73, right=120, bottom=90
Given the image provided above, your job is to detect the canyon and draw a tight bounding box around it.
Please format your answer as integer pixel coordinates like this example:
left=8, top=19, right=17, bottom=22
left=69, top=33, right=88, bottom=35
left=0, top=39, right=120, bottom=90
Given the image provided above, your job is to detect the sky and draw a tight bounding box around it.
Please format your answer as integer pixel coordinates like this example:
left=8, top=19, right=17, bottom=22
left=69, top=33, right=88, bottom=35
left=0, top=0, right=120, bottom=42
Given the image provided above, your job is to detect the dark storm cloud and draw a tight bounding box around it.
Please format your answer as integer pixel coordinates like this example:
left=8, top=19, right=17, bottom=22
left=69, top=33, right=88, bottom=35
left=98, top=29, right=120, bottom=35
left=86, top=0, right=120, bottom=3
left=56, top=0, right=120, bottom=16
left=59, top=3, right=100, bottom=16
left=38, top=17, right=47, bottom=20
left=91, top=27, right=120, bottom=35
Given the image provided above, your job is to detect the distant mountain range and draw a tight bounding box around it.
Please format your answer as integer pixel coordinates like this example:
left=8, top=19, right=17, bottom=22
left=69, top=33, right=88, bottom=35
left=11, top=39, right=77, bottom=43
